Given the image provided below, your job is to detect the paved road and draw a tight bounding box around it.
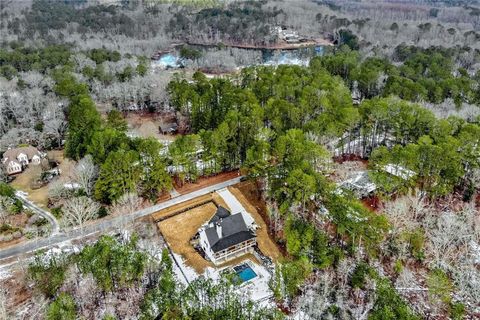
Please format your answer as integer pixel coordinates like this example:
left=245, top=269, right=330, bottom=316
left=0, top=176, right=243, bottom=261
left=15, top=191, right=60, bottom=235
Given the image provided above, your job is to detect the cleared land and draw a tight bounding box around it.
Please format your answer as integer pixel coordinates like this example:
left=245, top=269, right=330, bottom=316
left=228, top=186, right=283, bottom=262
left=155, top=184, right=283, bottom=274
left=125, top=113, right=177, bottom=142
left=151, top=194, right=213, bottom=222
left=151, top=191, right=229, bottom=223
left=158, top=202, right=217, bottom=273
left=174, top=171, right=240, bottom=195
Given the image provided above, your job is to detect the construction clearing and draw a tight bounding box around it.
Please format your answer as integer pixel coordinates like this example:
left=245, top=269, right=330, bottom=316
left=153, top=185, right=283, bottom=274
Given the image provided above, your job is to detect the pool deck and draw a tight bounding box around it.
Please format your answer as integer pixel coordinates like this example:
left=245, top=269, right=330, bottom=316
left=172, top=252, right=273, bottom=303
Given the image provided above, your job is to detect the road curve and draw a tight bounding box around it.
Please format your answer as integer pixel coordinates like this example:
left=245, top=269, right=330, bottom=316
left=0, top=176, right=243, bottom=261
left=15, top=191, right=60, bottom=235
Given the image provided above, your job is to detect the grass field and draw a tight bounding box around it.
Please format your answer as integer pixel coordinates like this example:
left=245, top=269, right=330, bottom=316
left=158, top=202, right=217, bottom=273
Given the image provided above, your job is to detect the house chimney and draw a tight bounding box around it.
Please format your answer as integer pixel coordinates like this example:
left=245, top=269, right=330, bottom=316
left=216, top=222, right=222, bottom=238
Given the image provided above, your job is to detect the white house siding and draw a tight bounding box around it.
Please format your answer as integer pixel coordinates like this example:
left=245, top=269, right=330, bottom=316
left=7, top=161, right=22, bottom=174
left=199, top=229, right=215, bottom=262
left=31, top=155, right=41, bottom=164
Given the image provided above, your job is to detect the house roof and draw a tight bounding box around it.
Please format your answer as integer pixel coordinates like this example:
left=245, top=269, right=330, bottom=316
left=208, top=206, right=231, bottom=224
left=204, top=212, right=255, bottom=253
left=341, top=171, right=376, bottom=194
left=384, top=164, right=416, bottom=180
left=2, top=146, right=41, bottom=162
left=159, top=122, right=178, bottom=132
left=4, top=159, right=21, bottom=167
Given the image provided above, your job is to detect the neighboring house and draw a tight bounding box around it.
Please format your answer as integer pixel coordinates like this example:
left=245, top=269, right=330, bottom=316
left=383, top=164, right=416, bottom=180
left=198, top=206, right=257, bottom=265
left=2, top=146, right=43, bottom=175
left=338, top=171, right=377, bottom=198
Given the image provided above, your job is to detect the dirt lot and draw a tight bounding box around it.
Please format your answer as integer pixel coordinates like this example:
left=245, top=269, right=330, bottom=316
left=10, top=150, right=73, bottom=208
left=125, top=113, right=178, bottom=142
left=158, top=202, right=217, bottom=273
left=330, top=160, right=368, bottom=184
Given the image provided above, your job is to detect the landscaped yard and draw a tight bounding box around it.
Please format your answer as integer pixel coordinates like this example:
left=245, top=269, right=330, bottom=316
left=10, top=150, right=73, bottom=208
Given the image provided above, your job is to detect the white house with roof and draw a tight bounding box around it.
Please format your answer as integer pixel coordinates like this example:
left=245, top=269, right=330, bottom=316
left=383, top=164, right=416, bottom=180
left=338, top=171, right=377, bottom=198
left=198, top=205, right=257, bottom=265
left=2, top=146, right=44, bottom=175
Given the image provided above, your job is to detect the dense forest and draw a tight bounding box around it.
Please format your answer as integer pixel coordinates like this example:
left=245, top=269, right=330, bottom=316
left=1, top=0, right=480, bottom=319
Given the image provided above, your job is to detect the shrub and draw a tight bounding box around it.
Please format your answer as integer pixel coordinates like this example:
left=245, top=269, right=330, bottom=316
left=427, top=268, right=453, bottom=305
left=351, top=263, right=372, bottom=289
left=28, top=254, right=68, bottom=297
left=46, top=292, right=77, bottom=320
left=449, top=302, right=465, bottom=320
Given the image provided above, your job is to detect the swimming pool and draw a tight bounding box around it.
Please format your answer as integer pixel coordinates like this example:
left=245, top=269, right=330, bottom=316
left=234, top=264, right=257, bottom=283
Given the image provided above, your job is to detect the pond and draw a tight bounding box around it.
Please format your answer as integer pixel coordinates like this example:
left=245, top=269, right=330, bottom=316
left=151, top=44, right=327, bottom=71
left=152, top=53, right=182, bottom=68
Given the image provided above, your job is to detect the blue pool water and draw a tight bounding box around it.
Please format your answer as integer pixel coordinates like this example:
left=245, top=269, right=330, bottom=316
left=152, top=54, right=182, bottom=68
left=235, top=265, right=257, bottom=282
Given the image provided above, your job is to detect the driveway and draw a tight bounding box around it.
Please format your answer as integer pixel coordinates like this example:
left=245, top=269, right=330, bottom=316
left=15, top=191, right=60, bottom=235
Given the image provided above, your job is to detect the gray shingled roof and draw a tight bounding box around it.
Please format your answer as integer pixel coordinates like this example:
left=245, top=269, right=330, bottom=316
left=208, top=206, right=231, bottom=224
left=205, top=213, right=255, bottom=253
left=159, top=122, right=178, bottom=133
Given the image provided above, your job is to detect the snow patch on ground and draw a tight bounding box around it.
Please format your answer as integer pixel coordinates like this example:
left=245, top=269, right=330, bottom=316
left=170, top=252, right=197, bottom=286
left=0, top=265, right=12, bottom=280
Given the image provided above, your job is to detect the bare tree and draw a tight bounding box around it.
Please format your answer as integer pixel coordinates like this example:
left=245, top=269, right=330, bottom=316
left=48, top=180, right=73, bottom=202
left=109, top=192, right=143, bottom=216
left=0, top=195, right=14, bottom=224
left=73, top=155, right=98, bottom=197
left=62, top=196, right=100, bottom=229
left=0, top=287, right=6, bottom=320
left=300, top=270, right=335, bottom=319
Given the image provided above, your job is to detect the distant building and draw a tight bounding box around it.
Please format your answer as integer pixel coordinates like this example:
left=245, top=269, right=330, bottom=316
left=273, top=25, right=304, bottom=43
left=384, top=164, right=416, bottom=180
left=2, top=146, right=43, bottom=175
left=159, top=122, right=178, bottom=135
left=198, top=206, right=257, bottom=265
left=338, top=171, right=377, bottom=198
